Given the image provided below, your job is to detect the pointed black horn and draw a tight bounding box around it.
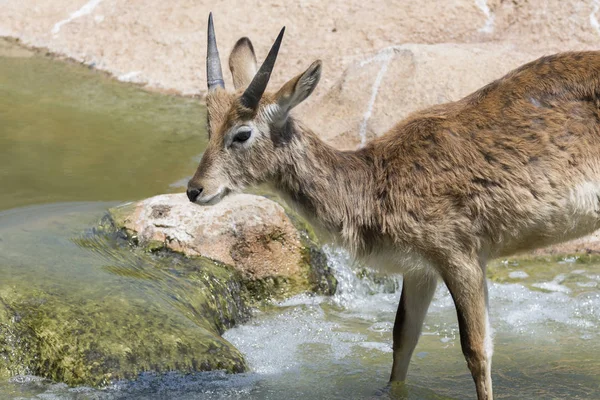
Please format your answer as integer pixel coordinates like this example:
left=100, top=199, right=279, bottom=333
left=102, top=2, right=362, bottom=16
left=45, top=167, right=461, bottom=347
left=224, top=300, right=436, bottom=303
left=241, top=27, right=285, bottom=109
left=206, top=12, right=224, bottom=90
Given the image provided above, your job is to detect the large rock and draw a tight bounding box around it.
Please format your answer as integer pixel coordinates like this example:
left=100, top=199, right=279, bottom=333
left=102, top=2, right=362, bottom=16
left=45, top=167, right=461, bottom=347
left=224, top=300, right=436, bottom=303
left=0, top=277, right=247, bottom=386
left=301, top=43, right=544, bottom=149
left=1, top=0, right=598, bottom=97
left=0, top=202, right=248, bottom=387
left=110, top=193, right=336, bottom=299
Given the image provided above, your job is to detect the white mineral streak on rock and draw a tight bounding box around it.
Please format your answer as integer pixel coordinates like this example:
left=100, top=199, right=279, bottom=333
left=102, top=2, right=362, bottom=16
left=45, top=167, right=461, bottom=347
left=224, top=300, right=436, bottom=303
left=52, top=0, right=103, bottom=35
left=475, top=0, right=495, bottom=33
left=358, top=48, right=397, bottom=148
left=591, top=0, right=600, bottom=35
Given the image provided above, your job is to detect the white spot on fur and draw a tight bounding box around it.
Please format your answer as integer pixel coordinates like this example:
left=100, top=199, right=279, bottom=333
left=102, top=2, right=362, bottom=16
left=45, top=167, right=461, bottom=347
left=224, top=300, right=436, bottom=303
left=571, top=182, right=599, bottom=207
left=52, top=0, right=104, bottom=35
left=360, top=246, right=435, bottom=276
left=475, top=0, right=495, bottom=33
left=529, top=97, right=542, bottom=107
left=260, top=103, right=282, bottom=123
left=567, top=182, right=600, bottom=225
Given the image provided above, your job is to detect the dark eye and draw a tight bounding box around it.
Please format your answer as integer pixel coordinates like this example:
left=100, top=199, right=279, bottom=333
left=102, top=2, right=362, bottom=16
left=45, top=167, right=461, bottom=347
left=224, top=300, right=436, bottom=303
left=233, top=129, right=251, bottom=143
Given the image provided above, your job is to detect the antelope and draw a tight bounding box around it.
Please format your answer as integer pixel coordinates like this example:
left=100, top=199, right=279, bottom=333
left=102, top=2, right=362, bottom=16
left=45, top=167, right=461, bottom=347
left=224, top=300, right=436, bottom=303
left=187, top=13, right=600, bottom=400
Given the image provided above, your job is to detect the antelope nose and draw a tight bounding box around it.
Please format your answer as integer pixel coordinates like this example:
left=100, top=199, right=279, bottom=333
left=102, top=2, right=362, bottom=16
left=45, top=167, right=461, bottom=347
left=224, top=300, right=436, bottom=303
left=186, top=187, right=203, bottom=202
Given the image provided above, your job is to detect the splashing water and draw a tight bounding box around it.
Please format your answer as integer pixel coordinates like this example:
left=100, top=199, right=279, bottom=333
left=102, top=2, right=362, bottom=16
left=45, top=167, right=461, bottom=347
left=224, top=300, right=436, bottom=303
left=2, top=244, right=600, bottom=399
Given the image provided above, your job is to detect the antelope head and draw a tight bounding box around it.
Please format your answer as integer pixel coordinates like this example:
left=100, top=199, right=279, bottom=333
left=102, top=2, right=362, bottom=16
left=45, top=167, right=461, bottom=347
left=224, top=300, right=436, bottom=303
left=187, top=13, right=322, bottom=204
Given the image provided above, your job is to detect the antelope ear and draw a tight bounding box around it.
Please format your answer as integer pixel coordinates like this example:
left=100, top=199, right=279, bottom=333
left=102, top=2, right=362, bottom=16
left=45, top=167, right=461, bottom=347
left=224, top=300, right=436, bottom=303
left=229, top=37, right=258, bottom=90
left=274, top=60, right=322, bottom=119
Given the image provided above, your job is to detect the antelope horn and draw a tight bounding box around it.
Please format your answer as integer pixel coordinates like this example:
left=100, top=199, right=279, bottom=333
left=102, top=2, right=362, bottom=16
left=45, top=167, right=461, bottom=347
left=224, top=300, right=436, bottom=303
left=241, top=27, right=285, bottom=109
left=206, top=12, right=224, bottom=90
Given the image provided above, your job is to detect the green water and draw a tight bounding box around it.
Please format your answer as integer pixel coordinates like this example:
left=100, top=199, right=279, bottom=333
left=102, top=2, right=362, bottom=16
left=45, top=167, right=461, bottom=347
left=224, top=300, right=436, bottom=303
left=0, top=39, right=599, bottom=399
left=0, top=39, right=206, bottom=211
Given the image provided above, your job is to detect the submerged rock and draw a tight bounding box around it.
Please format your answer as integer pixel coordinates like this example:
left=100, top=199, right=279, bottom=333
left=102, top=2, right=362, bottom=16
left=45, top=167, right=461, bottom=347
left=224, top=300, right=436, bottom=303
left=109, top=193, right=337, bottom=300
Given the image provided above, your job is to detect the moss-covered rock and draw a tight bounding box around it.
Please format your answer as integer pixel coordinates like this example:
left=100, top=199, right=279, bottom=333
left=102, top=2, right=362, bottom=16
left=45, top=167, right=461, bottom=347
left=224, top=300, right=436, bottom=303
left=0, top=285, right=246, bottom=387
left=0, top=203, right=248, bottom=387
left=109, top=193, right=337, bottom=302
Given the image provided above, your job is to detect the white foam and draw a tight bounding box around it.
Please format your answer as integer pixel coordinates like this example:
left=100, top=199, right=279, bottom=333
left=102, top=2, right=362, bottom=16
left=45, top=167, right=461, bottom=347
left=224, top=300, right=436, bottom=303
left=509, top=271, right=529, bottom=279
left=223, top=303, right=364, bottom=375
left=532, top=274, right=571, bottom=294
left=358, top=341, right=392, bottom=353
left=223, top=246, right=401, bottom=375
left=489, top=282, right=599, bottom=334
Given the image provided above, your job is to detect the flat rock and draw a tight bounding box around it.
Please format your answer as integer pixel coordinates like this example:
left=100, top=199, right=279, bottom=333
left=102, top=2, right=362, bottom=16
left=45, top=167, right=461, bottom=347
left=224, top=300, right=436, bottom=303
left=530, top=232, right=600, bottom=256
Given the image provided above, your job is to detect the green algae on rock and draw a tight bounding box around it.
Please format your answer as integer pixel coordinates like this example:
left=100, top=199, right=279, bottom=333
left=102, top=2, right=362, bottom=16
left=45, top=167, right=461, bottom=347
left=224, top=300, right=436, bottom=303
left=0, top=203, right=247, bottom=387
left=0, top=285, right=246, bottom=387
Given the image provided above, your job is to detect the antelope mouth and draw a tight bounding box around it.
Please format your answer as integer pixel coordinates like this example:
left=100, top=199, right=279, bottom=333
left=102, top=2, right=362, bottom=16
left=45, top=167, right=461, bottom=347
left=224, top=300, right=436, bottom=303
left=196, top=187, right=230, bottom=205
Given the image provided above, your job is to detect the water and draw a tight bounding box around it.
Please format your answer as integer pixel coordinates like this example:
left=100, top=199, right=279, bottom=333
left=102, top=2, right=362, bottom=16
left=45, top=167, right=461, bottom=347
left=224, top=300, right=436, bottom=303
left=0, top=39, right=205, bottom=211
left=0, top=40, right=599, bottom=399
left=1, top=245, right=599, bottom=399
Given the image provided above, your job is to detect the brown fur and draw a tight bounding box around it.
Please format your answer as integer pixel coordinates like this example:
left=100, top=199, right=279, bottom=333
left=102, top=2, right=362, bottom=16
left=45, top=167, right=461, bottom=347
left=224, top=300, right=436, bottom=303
left=189, top=47, right=600, bottom=400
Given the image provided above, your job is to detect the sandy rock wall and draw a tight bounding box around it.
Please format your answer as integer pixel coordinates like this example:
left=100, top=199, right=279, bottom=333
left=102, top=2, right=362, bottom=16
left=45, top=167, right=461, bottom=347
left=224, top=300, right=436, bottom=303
left=305, top=43, right=543, bottom=148
left=2, top=0, right=600, bottom=99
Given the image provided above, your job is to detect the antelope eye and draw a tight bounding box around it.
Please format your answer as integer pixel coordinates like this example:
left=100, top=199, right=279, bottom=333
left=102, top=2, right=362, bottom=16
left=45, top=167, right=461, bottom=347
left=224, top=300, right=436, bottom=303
left=233, top=129, right=251, bottom=143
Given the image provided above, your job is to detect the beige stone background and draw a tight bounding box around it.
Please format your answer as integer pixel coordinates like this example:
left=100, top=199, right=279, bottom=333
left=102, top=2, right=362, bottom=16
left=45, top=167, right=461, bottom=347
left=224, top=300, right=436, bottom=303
left=3, top=0, right=600, bottom=147
left=3, top=0, right=600, bottom=254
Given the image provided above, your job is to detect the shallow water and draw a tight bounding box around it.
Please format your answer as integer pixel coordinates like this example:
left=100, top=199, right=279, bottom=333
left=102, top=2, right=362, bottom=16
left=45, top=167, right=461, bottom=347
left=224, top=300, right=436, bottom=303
left=0, top=39, right=205, bottom=211
left=0, top=41, right=599, bottom=399
left=0, top=241, right=599, bottom=399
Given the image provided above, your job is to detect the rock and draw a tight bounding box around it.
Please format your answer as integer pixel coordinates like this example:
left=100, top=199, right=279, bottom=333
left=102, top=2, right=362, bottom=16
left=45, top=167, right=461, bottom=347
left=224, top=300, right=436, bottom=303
left=0, top=203, right=249, bottom=387
left=0, top=193, right=337, bottom=387
left=301, top=43, right=544, bottom=149
left=0, top=281, right=246, bottom=386
left=529, top=232, right=600, bottom=256
left=2, top=0, right=598, bottom=98
left=109, top=193, right=337, bottom=299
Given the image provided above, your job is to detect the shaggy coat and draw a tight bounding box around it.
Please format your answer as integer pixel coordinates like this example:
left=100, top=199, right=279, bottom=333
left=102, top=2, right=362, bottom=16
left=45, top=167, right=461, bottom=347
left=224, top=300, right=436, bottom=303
left=188, top=20, right=600, bottom=399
